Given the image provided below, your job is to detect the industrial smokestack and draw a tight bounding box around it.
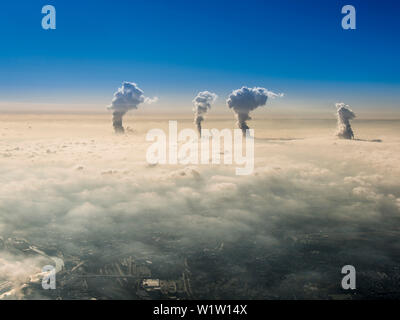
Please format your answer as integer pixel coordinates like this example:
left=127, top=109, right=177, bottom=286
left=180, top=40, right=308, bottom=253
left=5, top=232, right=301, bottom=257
left=112, top=111, right=125, bottom=134
left=193, top=91, right=217, bottom=136
left=107, top=82, right=157, bottom=134
left=335, top=103, right=356, bottom=140
left=227, top=86, right=283, bottom=136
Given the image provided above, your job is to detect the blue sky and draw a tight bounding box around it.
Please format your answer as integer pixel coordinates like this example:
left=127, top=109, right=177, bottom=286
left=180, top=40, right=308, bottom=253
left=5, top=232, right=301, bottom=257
left=0, top=0, right=399, bottom=115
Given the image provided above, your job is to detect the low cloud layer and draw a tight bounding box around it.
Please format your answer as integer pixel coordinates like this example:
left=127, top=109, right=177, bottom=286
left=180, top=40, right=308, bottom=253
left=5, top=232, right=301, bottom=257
left=227, top=87, right=283, bottom=135
left=0, top=117, right=399, bottom=299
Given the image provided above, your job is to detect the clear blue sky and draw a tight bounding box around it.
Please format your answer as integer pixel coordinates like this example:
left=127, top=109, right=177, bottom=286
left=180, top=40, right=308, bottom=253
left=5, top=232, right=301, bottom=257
left=0, top=0, right=399, bottom=115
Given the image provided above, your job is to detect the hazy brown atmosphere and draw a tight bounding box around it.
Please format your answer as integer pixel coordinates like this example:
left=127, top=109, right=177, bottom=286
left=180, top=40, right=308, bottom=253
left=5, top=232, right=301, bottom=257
left=1, top=114, right=400, bottom=299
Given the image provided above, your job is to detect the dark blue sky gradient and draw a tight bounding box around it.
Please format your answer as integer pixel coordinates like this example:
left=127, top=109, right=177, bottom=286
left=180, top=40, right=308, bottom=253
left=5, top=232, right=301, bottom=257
left=0, top=0, right=399, bottom=112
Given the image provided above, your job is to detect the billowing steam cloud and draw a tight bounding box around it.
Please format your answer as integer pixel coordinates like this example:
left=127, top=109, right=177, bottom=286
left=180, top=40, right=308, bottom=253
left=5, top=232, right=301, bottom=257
left=108, top=82, right=157, bottom=134
left=227, top=87, right=283, bottom=136
left=193, top=91, right=218, bottom=136
left=335, top=102, right=356, bottom=139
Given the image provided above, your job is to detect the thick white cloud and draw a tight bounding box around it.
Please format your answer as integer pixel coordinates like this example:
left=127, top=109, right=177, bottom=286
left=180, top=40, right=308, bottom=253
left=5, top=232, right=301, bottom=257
left=227, top=87, right=283, bottom=134
left=0, top=116, right=399, bottom=299
left=193, top=91, right=217, bottom=134
left=108, top=82, right=146, bottom=112
left=108, top=82, right=157, bottom=133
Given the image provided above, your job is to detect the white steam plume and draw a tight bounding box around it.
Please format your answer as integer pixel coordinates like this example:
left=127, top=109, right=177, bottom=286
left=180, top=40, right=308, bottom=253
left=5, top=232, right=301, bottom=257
left=193, top=91, right=218, bottom=136
left=107, top=82, right=157, bottom=134
left=335, top=102, right=356, bottom=139
left=227, top=86, right=283, bottom=136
